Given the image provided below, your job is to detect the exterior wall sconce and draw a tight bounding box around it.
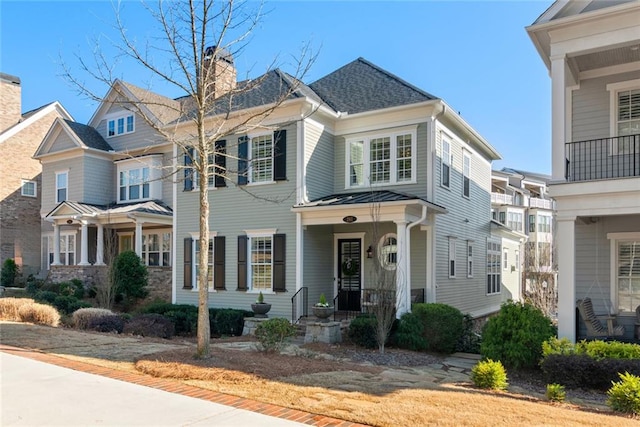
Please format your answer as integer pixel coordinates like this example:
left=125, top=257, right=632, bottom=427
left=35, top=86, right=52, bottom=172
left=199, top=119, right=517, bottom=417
left=366, top=245, right=373, bottom=258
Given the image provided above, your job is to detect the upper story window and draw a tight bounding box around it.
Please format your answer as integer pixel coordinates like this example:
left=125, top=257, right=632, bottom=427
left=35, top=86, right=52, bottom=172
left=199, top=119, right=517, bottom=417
left=617, top=89, right=640, bottom=136
left=116, top=156, right=162, bottom=203
left=507, top=212, right=523, bottom=232
left=107, top=114, right=135, bottom=138
left=441, top=138, right=451, bottom=188
left=56, top=171, right=67, bottom=203
left=250, top=134, right=273, bottom=184
left=119, top=167, right=149, bottom=202
left=537, top=215, right=551, bottom=233
left=487, top=237, right=501, bottom=295
left=21, top=180, right=36, bottom=197
left=462, top=152, right=471, bottom=198
left=346, top=127, right=416, bottom=188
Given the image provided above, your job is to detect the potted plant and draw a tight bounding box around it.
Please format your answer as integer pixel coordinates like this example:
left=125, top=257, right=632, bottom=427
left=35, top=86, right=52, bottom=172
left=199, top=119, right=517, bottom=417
left=251, top=291, right=272, bottom=318
left=312, top=293, right=333, bottom=322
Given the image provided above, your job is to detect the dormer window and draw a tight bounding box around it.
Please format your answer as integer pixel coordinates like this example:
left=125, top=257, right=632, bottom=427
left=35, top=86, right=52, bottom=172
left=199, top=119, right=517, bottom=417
left=107, top=114, right=135, bottom=137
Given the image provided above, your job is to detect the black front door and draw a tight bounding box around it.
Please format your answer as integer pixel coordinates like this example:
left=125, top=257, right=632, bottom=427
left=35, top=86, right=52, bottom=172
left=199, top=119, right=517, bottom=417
left=338, top=238, right=361, bottom=311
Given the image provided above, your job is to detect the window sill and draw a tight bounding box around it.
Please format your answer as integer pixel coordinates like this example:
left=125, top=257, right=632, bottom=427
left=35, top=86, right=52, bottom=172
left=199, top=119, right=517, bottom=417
left=247, top=180, right=276, bottom=187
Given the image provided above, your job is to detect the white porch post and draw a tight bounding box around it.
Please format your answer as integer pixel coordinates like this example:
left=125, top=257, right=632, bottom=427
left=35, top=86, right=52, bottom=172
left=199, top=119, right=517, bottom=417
left=52, top=223, right=61, bottom=265
left=550, top=55, right=568, bottom=182
left=395, top=220, right=409, bottom=317
left=79, top=221, right=90, bottom=266
left=95, top=224, right=105, bottom=265
left=135, top=220, right=143, bottom=258
left=557, top=217, right=576, bottom=342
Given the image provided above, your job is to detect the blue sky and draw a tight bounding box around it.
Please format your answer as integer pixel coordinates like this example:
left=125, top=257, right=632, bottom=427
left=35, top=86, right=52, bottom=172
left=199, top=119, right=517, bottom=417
left=0, top=0, right=553, bottom=174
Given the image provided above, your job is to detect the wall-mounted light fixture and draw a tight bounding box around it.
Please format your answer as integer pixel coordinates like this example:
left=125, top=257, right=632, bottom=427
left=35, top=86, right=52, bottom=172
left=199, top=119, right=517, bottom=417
left=366, top=245, right=373, bottom=258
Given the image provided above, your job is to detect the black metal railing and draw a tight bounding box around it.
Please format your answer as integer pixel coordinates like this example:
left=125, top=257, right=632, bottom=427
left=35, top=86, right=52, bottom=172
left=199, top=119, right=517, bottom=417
left=333, top=291, right=359, bottom=320
left=565, top=134, right=640, bottom=182
left=291, top=286, right=308, bottom=324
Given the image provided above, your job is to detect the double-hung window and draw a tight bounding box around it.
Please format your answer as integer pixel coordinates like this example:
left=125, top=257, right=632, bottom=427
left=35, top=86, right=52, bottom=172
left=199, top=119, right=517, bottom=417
left=614, top=238, right=640, bottom=313
left=467, top=241, right=473, bottom=278
left=607, top=80, right=640, bottom=154
left=487, top=238, right=501, bottom=294
left=537, top=215, right=551, bottom=233
left=107, top=113, right=135, bottom=137
left=239, top=230, right=285, bottom=293
left=119, top=167, right=150, bottom=202
left=448, top=237, right=456, bottom=278
left=250, top=235, right=272, bottom=291
left=250, top=134, right=273, bottom=184
left=194, top=238, right=214, bottom=291
left=346, top=127, right=416, bottom=188
left=507, top=212, right=523, bottom=232
left=21, top=179, right=36, bottom=197
left=442, top=138, right=451, bottom=188
left=462, top=152, right=471, bottom=198
left=142, top=232, right=171, bottom=266
left=55, top=171, right=67, bottom=203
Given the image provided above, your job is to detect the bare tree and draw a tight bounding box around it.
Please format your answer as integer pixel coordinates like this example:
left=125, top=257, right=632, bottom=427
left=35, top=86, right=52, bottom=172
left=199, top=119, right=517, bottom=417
left=94, top=226, right=119, bottom=309
left=522, top=240, right=557, bottom=318
left=62, top=0, right=315, bottom=357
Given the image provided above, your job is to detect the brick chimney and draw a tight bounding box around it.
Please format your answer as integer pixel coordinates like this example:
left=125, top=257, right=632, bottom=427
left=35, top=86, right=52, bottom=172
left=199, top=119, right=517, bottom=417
left=0, top=73, right=22, bottom=133
left=203, top=46, right=237, bottom=99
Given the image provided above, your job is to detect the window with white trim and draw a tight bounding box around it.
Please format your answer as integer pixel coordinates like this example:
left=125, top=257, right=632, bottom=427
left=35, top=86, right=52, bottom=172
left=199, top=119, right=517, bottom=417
left=462, top=152, right=471, bottom=198
left=119, top=167, right=149, bottom=202
left=448, top=237, right=456, bottom=278
left=249, top=235, right=272, bottom=291
left=507, top=212, right=523, bottom=232
left=607, top=80, right=640, bottom=154
left=442, top=138, right=451, bottom=188
left=250, top=134, right=273, bottom=183
left=142, top=231, right=171, bottom=266
left=378, top=233, right=398, bottom=271
left=107, top=114, right=135, bottom=137
left=21, top=179, right=36, bottom=197
left=537, top=215, right=551, bottom=233
left=467, top=241, right=473, bottom=278
left=46, top=233, right=75, bottom=266
left=346, top=128, right=416, bottom=188
left=55, top=171, right=67, bottom=203
left=487, top=238, right=501, bottom=294
left=529, top=214, right=536, bottom=233
left=503, top=248, right=508, bottom=270
left=616, top=239, right=640, bottom=313
left=194, top=238, right=213, bottom=291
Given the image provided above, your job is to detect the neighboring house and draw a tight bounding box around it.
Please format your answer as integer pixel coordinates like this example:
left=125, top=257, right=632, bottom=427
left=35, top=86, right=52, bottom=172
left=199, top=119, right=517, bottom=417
left=172, top=57, right=502, bottom=321
left=0, top=72, right=72, bottom=278
left=34, top=81, right=178, bottom=299
left=528, top=0, right=640, bottom=340
left=490, top=168, right=556, bottom=304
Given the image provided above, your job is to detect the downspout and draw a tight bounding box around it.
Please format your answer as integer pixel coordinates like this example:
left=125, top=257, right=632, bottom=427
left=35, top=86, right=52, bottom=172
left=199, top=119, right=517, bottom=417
left=404, top=205, right=427, bottom=313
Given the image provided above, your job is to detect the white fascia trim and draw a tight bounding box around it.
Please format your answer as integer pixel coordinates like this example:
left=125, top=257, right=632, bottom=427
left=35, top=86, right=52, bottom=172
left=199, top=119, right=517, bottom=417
left=339, top=100, right=439, bottom=120
left=189, top=231, right=218, bottom=239
left=607, top=232, right=640, bottom=241
left=243, top=228, right=277, bottom=237
left=0, top=102, right=72, bottom=144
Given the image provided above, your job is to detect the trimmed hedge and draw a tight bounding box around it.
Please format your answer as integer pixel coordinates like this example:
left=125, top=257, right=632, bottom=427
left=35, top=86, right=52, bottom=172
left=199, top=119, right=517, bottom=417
left=88, top=315, right=125, bottom=334
left=124, top=313, right=175, bottom=339
left=541, top=354, right=640, bottom=390
left=73, top=308, right=115, bottom=330
left=395, top=303, right=464, bottom=354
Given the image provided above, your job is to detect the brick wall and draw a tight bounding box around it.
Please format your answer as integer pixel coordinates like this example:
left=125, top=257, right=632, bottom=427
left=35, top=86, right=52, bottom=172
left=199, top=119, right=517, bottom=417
left=0, top=75, right=21, bottom=133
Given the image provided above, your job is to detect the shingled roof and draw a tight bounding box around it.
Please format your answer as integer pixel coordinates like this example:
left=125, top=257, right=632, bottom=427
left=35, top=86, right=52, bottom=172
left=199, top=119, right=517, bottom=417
left=309, top=58, right=439, bottom=114
left=63, top=119, right=113, bottom=151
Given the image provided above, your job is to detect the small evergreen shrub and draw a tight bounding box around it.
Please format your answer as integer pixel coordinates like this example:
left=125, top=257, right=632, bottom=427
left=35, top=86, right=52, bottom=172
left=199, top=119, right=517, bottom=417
left=607, top=372, right=640, bottom=415
left=59, top=279, right=85, bottom=299
left=87, top=314, right=125, bottom=334
left=1, top=258, right=19, bottom=287
left=112, top=251, right=148, bottom=304
left=471, top=359, right=508, bottom=390
left=139, top=302, right=198, bottom=335
left=412, top=303, right=465, bottom=354
left=17, top=302, right=60, bottom=327
left=481, top=301, right=555, bottom=369
left=123, top=313, right=175, bottom=338
left=395, top=312, right=427, bottom=351
left=52, top=295, right=91, bottom=315
left=545, top=383, right=566, bottom=402
left=33, top=290, right=58, bottom=304
left=0, top=297, right=35, bottom=321
left=25, top=277, right=43, bottom=296
left=210, top=308, right=250, bottom=336
left=73, top=308, right=115, bottom=330
left=542, top=337, right=576, bottom=357
left=255, top=318, right=296, bottom=352
left=348, top=315, right=378, bottom=349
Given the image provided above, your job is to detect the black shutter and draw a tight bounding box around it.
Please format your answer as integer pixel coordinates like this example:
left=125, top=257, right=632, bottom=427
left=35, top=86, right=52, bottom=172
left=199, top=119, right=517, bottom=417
left=273, top=130, right=286, bottom=181
left=238, top=136, right=248, bottom=185
left=273, top=234, right=286, bottom=292
left=237, top=235, right=247, bottom=290
left=213, top=236, right=225, bottom=290
left=183, top=237, right=193, bottom=289
left=214, top=140, right=226, bottom=188
left=184, top=147, right=193, bottom=191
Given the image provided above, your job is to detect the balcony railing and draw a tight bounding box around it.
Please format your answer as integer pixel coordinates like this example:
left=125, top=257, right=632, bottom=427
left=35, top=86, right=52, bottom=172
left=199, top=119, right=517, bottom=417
left=565, top=134, right=640, bottom=182
left=491, top=192, right=513, bottom=205
left=529, top=197, right=553, bottom=210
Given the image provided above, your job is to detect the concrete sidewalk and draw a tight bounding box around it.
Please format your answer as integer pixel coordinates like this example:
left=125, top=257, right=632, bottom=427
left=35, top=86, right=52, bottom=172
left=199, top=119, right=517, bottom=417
left=0, top=351, right=338, bottom=427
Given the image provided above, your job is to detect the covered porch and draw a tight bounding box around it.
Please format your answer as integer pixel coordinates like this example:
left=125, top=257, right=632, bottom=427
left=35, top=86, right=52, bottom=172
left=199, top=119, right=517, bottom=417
left=292, top=190, right=447, bottom=321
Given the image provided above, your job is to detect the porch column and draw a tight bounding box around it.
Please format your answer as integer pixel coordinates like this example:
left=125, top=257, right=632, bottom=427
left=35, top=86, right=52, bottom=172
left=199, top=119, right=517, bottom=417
left=550, top=55, right=568, bottom=182
left=135, top=220, right=143, bottom=258
left=556, top=217, right=576, bottom=342
left=395, top=220, right=409, bottom=317
left=79, top=221, right=90, bottom=266
left=95, top=223, right=105, bottom=265
left=52, top=223, right=61, bottom=265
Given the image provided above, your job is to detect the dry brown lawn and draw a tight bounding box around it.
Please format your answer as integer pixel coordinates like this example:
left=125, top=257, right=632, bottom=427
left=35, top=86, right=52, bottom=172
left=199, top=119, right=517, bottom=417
left=2, top=321, right=638, bottom=427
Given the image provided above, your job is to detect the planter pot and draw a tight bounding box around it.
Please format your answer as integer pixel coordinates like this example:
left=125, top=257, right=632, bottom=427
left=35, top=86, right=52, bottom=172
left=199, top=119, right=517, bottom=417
left=251, top=303, right=272, bottom=318
left=312, top=306, right=334, bottom=322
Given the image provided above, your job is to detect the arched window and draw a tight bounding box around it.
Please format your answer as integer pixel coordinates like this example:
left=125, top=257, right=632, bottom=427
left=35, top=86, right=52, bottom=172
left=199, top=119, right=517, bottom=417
left=378, top=233, right=398, bottom=270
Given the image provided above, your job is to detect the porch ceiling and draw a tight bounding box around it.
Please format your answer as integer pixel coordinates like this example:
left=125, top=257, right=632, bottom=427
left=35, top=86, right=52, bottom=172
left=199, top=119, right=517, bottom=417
left=572, top=44, right=640, bottom=72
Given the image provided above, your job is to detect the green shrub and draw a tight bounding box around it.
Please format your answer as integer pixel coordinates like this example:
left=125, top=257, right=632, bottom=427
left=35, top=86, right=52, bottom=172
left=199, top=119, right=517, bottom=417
left=456, top=314, right=482, bottom=354
left=407, top=303, right=465, bottom=354
left=255, top=318, right=296, bottom=352
left=34, top=290, right=59, bottom=304
left=546, top=383, right=566, bottom=402
left=87, top=315, right=125, bottom=334
left=578, top=340, right=640, bottom=360
left=210, top=308, right=250, bottom=336
left=607, top=372, right=640, bottom=414
left=395, top=312, right=427, bottom=351
left=72, top=308, right=115, bottom=329
left=348, top=315, right=378, bottom=349
left=471, top=359, right=508, bottom=390
left=59, top=279, right=85, bottom=299
left=17, top=302, right=60, bottom=327
left=112, top=251, right=148, bottom=304
left=481, top=301, right=555, bottom=369
left=123, top=313, right=175, bottom=338
left=0, top=297, right=35, bottom=321
left=1, top=258, right=19, bottom=287
left=139, top=302, right=198, bottom=335
left=52, top=295, right=91, bottom=315
left=541, top=353, right=640, bottom=390
left=542, top=337, right=576, bottom=357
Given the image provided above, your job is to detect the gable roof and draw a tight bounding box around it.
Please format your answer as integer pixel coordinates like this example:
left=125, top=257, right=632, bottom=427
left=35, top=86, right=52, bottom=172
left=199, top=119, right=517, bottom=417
left=62, top=120, right=112, bottom=151
left=34, top=117, right=112, bottom=158
left=309, top=58, right=439, bottom=115
left=0, top=101, right=73, bottom=144
left=45, top=200, right=172, bottom=219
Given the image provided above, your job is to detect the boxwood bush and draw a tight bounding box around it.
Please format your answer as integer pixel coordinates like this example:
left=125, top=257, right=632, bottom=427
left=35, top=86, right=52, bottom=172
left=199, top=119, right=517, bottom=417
left=396, top=303, right=464, bottom=354
left=123, top=313, right=175, bottom=338
left=210, top=308, right=252, bottom=336
left=481, top=301, right=556, bottom=369
left=348, top=315, right=378, bottom=349
left=88, top=314, right=125, bottom=334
